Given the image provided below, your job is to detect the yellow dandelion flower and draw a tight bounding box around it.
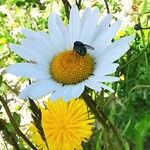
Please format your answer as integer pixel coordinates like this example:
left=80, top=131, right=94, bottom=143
left=29, top=125, right=47, bottom=150
left=29, top=98, right=95, bottom=150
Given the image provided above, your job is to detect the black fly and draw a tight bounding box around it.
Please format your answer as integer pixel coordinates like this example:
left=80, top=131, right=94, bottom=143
left=73, top=41, right=94, bottom=56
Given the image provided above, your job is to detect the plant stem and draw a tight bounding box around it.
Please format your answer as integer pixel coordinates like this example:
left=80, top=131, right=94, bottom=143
left=82, top=92, right=110, bottom=132
left=137, top=16, right=145, bottom=46
left=128, top=85, right=150, bottom=96
left=99, top=109, right=124, bottom=150
left=10, top=135, right=20, bottom=150
left=0, top=96, right=37, bottom=150
left=0, top=132, right=9, bottom=150
left=75, top=0, right=82, bottom=10
left=62, top=0, right=71, bottom=19
left=104, top=0, right=110, bottom=13
left=2, top=81, right=19, bottom=95
left=82, top=92, right=124, bottom=150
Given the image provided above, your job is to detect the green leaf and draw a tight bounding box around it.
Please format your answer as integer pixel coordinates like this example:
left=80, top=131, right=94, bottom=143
left=125, top=142, right=130, bottom=150
left=141, top=0, right=148, bottom=14
left=0, top=120, right=18, bottom=146
left=0, top=119, right=7, bottom=130
left=134, top=115, right=150, bottom=150
left=96, top=131, right=102, bottom=150
left=13, top=112, right=21, bottom=126
left=122, top=119, right=131, bottom=135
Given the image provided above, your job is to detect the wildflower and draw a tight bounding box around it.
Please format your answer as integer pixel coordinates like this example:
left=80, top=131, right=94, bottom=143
left=6, top=6, right=134, bottom=100
left=29, top=98, right=95, bottom=150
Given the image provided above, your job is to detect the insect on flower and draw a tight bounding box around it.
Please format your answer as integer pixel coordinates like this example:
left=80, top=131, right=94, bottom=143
left=73, top=41, right=95, bottom=56
left=6, top=5, right=134, bottom=101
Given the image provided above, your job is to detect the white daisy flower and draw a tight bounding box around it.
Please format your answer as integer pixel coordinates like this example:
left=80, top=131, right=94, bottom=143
left=6, top=6, right=134, bottom=101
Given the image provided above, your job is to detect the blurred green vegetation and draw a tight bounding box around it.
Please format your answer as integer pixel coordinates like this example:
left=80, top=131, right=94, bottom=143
left=0, top=0, right=150, bottom=149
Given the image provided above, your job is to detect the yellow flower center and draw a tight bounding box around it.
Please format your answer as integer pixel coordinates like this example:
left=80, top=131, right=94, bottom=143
left=50, top=50, right=95, bottom=85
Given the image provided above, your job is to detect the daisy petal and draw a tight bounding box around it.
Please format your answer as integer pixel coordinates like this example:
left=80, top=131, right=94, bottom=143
left=29, top=80, right=61, bottom=99
left=21, top=29, right=51, bottom=56
left=98, top=14, right=113, bottom=31
left=18, top=83, right=38, bottom=99
left=69, top=5, right=80, bottom=47
left=6, top=63, right=49, bottom=80
left=9, top=43, right=35, bottom=61
left=9, top=43, right=50, bottom=66
left=58, top=85, right=74, bottom=100
left=80, top=8, right=91, bottom=30
left=85, top=80, right=102, bottom=92
left=53, top=15, right=69, bottom=49
left=94, top=62, right=119, bottom=75
left=101, top=20, right=122, bottom=41
left=91, top=76, right=119, bottom=82
left=101, top=36, right=134, bottom=63
left=22, top=28, right=56, bottom=57
left=93, top=20, right=122, bottom=52
left=51, top=84, right=84, bottom=101
left=19, top=79, right=61, bottom=99
left=81, top=8, right=99, bottom=44
left=51, top=86, right=66, bottom=100
left=21, top=28, right=35, bottom=39
left=99, top=83, right=114, bottom=92
left=48, top=13, right=66, bottom=51
left=93, top=14, right=112, bottom=40
left=65, top=84, right=85, bottom=101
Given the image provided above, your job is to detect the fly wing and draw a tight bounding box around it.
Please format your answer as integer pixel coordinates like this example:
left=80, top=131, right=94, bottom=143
left=84, top=44, right=95, bottom=50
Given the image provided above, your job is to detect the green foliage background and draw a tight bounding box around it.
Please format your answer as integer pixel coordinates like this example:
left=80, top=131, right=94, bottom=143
left=0, top=0, right=150, bottom=149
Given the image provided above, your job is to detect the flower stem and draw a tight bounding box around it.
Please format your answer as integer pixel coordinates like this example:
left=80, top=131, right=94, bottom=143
left=82, top=92, right=124, bottom=150
left=0, top=96, right=37, bottom=150
left=82, top=92, right=110, bottom=132
left=62, top=0, right=71, bottom=19
left=99, top=108, right=124, bottom=150
left=75, top=0, right=82, bottom=10
left=0, top=129, right=20, bottom=150
left=104, top=0, right=110, bottom=13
